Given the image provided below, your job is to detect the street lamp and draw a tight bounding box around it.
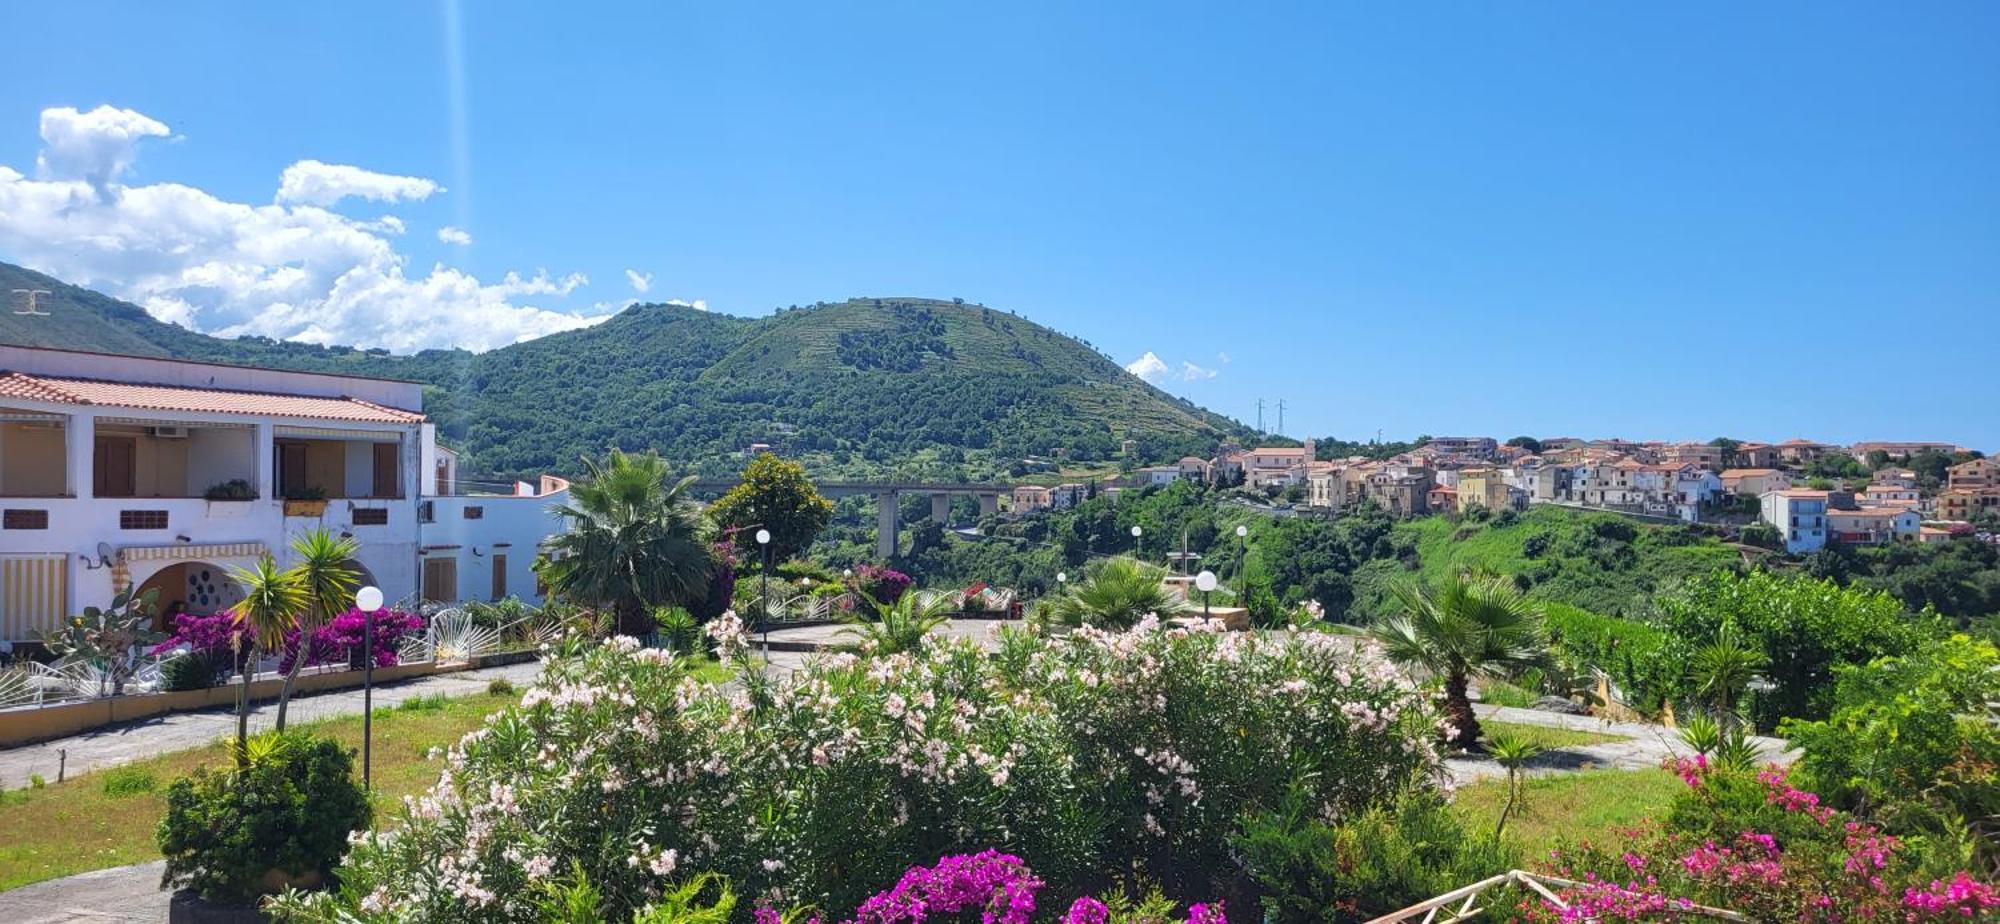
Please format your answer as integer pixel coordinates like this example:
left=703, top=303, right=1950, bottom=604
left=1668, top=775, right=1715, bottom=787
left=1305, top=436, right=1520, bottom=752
left=1234, top=524, right=1249, bottom=580
left=354, top=585, right=384, bottom=790
left=1195, top=570, right=1217, bottom=619
left=755, top=529, right=772, bottom=651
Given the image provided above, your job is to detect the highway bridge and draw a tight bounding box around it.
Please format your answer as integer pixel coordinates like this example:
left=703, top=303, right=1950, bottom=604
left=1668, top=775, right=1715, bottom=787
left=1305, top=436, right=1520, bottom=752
left=687, top=480, right=1015, bottom=558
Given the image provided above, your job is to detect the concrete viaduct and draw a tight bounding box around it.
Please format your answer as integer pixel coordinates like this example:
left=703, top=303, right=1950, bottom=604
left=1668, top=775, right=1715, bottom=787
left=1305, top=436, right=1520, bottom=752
left=688, top=480, right=1012, bottom=559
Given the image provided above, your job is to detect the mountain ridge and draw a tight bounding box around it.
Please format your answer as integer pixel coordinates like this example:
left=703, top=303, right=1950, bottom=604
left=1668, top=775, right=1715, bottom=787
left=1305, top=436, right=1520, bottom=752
left=0, top=261, right=1251, bottom=480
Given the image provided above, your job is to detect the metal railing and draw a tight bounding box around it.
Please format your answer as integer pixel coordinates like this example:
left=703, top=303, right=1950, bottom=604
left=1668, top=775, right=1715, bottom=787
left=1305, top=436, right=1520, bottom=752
left=1363, top=870, right=1745, bottom=924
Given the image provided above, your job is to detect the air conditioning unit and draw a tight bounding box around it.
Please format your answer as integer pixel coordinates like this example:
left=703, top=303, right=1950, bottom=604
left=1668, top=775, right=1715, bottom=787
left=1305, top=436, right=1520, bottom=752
left=147, top=426, right=190, bottom=439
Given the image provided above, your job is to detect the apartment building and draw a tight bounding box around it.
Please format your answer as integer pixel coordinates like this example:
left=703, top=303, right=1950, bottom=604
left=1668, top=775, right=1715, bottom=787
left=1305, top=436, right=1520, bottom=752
left=0, top=345, right=568, bottom=643
left=1454, top=467, right=1518, bottom=514
left=1850, top=441, right=1968, bottom=460
left=1858, top=483, right=1920, bottom=508
left=1010, top=485, right=1053, bottom=514
left=1826, top=507, right=1921, bottom=545
left=1870, top=467, right=1919, bottom=490
left=1947, top=458, right=1999, bottom=493
left=1760, top=489, right=1829, bottom=554
left=1424, top=436, right=1498, bottom=460
left=1721, top=468, right=1791, bottom=498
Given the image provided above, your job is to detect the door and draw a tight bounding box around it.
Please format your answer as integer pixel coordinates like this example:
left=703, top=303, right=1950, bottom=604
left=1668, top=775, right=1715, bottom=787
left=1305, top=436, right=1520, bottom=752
left=92, top=436, right=137, bottom=497
left=422, top=557, right=458, bottom=604
left=371, top=443, right=398, bottom=498
left=277, top=441, right=308, bottom=497
left=490, top=553, right=508, bottom=601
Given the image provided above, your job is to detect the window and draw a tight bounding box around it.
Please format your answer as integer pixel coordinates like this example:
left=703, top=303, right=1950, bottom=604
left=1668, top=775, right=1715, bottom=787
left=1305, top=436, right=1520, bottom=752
left=462, top=506, right=484, bottom=520
left=422, top=557, right=458, bottom=604
left=3, top=509, right=48, bottom=530
left=491, top=553, right=508, bottom=600
left=120, top=509, right=169, bottom=530
left=418, top=500, right=435, bottom=523
left=352, top=507, right=389, bottom=526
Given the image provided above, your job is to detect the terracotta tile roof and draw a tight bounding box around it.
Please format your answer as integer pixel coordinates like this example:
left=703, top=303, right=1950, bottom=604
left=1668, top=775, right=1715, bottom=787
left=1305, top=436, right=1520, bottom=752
left=0, top=371, right=425, bottom=424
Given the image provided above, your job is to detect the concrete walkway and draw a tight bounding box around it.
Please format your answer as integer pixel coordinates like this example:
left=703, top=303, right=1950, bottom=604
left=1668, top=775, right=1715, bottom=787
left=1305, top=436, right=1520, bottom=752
left=1444, top=703, right=1794, bottom=784
left=0, top=861, right=167, bottom=922
left=0, top=661, right=542, bottom=790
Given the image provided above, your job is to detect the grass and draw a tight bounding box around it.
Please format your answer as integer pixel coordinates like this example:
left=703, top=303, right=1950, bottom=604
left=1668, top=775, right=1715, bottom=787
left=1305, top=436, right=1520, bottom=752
left=1482, top=720, right=1628, bottom=750
left=0, top=691, right=514, bottom=893
left=1453, top=768, right=1683, bottom=854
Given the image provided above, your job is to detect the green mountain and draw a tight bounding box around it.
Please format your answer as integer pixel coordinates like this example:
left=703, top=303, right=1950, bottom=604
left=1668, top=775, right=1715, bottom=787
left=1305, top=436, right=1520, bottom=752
left=0, top=262, right=1250, bottom=479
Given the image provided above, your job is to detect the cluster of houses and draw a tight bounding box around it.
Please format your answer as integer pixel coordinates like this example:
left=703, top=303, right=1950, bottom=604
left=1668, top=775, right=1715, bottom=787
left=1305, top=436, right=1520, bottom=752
left=1115, top=435, right=1991, bottom=554
left=0, top=345, right=571, bottom=646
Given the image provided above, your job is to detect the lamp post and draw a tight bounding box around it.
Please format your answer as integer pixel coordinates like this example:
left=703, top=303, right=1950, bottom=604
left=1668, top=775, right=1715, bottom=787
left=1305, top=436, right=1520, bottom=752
left=755, top=529, right=772, bottom=651
left=1130, top=524, right=1143, bottom=561
left=1195, top=570, right=1217, bottom=619
left=354, top=585, right=384, bottom=790
left=1234, top=524, right=1249, bottom=580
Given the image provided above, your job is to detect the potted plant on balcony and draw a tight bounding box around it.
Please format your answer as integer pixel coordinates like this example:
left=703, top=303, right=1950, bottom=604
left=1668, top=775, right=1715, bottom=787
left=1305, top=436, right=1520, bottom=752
left=281, top=485, right=328, bottom=518
left=203, top=479, right=258, bottom=518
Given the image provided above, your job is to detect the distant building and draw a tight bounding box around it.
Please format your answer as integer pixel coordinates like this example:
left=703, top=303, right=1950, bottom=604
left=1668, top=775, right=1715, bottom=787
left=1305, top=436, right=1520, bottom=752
left=1827, top=507, right=1921, bottom=545
left=1947, top=458, right=1999, bottom=493
left=1850, top=441, right=1968, bottom=460
left=1775, top=439, right=1840, bottom=466
left=1010, top=485, right=1053, bottom=514
left=1136, top=466, right=1182, bottom=487
left=1871, top=467, right=1919, bottom=490
left=1664, top=442, right=1725, bottom=468
left=1721, top=468, right=1791, bottom=498
left=1732, top=442, right=1781, bottom=469
left=1455, top=467, right=1517, bottom=513
left=1760, top=489, right=1830, bottom=554
left=1858, top=483, right=1920, bottom=508
left=1424, top=436, right=1498, bottom=460
left=1935, top=489, right=1996, bottom=522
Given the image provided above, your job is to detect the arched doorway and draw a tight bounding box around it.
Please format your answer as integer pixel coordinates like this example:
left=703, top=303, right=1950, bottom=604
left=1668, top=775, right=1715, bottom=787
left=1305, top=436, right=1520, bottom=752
left=342, top=559, right=379, bottom=604
left=134, top=561, right=246, bottom=631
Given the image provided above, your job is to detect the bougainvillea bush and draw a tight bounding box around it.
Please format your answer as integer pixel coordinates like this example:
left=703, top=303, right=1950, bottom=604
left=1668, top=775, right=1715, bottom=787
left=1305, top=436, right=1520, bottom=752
left=279, top=607, right=426, bottom=673
left=1515, top=759, right=1997, bottom=922
left=274, top=618, right=1441, bottom=920
left=851, top=564, right=913, bottom=606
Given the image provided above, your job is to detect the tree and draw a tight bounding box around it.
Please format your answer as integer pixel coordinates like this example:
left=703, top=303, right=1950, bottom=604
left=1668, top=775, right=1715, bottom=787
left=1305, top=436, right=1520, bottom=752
left=1505, top=436, right=1543, bottom=455
left=1038, top=556, right=1188, bottom=629
left=1364, top=572, right=1548, bottom=750
left=708, top=453, right=834, bottom=563
left=538, top=449, right=717, bottom=637
left=838, top=590, right=955, bottom=655
left=227, top=555, right=307, bottom=761
left=274, top=528, right=358, bottom=732
left=1686, top=625, right=1768, bottom=725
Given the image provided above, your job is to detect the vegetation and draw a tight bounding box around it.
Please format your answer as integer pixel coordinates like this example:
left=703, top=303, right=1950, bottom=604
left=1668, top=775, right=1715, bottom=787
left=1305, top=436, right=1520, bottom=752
left=1362, top=572, right=1549, bottom=749
left=41, top=586, right=162, bottom=697
left=227, top=555, right=307, bottom=756
left=707, top=453, right=833, bottom=562
left=274, top=529, right=361, bottom=731
left=156, top=731, right=370, bottom=904
left=537, top=449, right=718, bottom=637
left=1036, top=556, right=1188, bottom=628
left=838, top=590, right=955, bottom=655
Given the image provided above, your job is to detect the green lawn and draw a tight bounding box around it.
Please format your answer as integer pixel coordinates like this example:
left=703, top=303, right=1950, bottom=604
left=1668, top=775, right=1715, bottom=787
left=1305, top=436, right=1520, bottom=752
left=1481, top=720, right=1628, bottom=750
left=1453, top=768, right=1683, bottom=855
left=0, top=691, right=521, bottom=892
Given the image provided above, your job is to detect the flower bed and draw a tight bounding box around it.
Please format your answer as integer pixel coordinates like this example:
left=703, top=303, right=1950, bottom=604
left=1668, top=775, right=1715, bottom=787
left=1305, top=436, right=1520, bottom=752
left=278, top=618, right=1442, bottom=919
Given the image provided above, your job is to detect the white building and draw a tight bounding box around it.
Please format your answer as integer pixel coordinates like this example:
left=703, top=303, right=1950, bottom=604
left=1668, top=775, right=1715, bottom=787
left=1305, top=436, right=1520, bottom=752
left=1759, top=489, right=1829, bottom=555
left=1826, top=507, right=1921, bottom=545
left=0, top=346, right=567, bottom=643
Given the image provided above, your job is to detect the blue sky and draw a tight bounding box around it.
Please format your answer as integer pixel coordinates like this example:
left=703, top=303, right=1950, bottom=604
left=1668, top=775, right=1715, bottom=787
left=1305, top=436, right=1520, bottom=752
left=2, top=2, right=1995, bottom=448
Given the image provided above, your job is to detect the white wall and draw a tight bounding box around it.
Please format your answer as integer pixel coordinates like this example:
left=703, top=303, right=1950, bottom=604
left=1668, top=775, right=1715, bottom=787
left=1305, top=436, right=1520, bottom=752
left=184, top=427, right=256, bottom=495
left=0, top=344, right=422, bottom=412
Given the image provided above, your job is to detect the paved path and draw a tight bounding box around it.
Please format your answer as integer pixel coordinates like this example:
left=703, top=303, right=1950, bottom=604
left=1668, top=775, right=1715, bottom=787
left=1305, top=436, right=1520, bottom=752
left=1444, top=703, right=1794, bottom=784
left=0, top=861, right=166, bottom=922
left=0, top=661, right=543, bottom=790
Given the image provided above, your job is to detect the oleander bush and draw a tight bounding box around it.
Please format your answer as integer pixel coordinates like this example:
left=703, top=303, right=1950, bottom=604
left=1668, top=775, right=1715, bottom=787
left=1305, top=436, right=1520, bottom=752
left=274, top=619, right=1441, bottom=920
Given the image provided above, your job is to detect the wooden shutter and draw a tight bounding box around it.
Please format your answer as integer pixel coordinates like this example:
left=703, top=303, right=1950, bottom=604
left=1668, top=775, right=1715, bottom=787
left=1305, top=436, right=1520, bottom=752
left=372, top=443, right=398, bottom=498
left=93, top=436, right=137, bottom=497
left=278, top=442, right=308, bottom=496
left=490, top=554, right=507, bottom=601
left=422, top=557, right=458, bottom=604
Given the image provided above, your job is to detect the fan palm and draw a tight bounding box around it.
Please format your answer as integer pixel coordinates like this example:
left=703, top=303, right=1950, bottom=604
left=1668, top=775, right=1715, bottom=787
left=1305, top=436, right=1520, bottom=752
left=273, top=528, right=359, bottom=731
left=227, top=554, right=307, bottom=762
left=537, top=449, right=717, bottom=637
left=839, top=590, right=955, bottom=655
left=1365, top=572, right=1549, bottom=751
left=1039, top=556, right=1188, bottom=629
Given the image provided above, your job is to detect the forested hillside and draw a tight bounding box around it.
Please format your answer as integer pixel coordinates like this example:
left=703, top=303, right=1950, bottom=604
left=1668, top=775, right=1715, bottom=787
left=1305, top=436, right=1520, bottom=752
left=0, top=262, right=1251, bottom=479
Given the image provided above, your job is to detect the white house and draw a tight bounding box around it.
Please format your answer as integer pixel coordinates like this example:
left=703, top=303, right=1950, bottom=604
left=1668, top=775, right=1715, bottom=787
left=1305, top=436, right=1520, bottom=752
left=1826, top=506, right=1921, bottom=545
left=0, top=345, right=567, bottom=643
left=1759, top=489, right=1829, bottom=555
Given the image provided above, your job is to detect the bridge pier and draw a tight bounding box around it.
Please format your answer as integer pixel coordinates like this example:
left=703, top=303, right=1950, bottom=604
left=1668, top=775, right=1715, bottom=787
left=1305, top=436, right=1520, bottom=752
left=931, top=493, right=950, bottom=524
left=876, top=491, right=900, bottom=559
left=978, top=493, right=999, bottom=517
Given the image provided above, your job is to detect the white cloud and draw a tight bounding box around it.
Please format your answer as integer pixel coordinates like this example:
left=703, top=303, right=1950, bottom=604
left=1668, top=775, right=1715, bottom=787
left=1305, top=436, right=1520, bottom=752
left=436, top=225, right=472, bottom=246
left=276, top=159, right=442, bottom=207
left=1217, top=351, right=1232, bottom=364
left=1126, top=350, right=1221, bottom=384
left=36, top=105, right=171, bottom=193
left=0, top=105, right=610, bottom=352
left=624, top=269, right=653, bottom=293
left=666, top=298, right=708, bottom=311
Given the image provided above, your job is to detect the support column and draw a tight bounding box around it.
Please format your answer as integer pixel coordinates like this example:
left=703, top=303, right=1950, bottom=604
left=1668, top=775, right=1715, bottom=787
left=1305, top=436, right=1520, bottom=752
left=66, top=410, right=95, bottom=499
left=978, top=493, right=999, bottom=517
left=875, top=491, right=899, bottom=560
left=254, top=421, right=276, bottom=503
left=931, top=493, right=950, bottom=524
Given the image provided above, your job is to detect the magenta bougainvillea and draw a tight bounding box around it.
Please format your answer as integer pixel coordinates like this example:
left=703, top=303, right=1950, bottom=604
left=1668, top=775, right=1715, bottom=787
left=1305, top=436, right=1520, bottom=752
left=852, top=564, right=912, bottom=606
left=279, top=607, right=424, bottom=673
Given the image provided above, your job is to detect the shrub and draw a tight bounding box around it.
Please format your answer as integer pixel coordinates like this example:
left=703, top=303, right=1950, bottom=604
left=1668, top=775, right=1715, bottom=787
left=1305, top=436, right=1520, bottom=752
left=486, top=677, right=516, bottom=696
left=278, top=622, right=1440, bottom=918
left=278, top=607, right=425, bottom=674
left=654, top=606, right=703, bottom=655
left=159, top=651, right=224, bottom=691
left=1651, top=570, right=1935, bottom=727
left=201, top=479, right=258, bottom=501
left=157, top=732, right=370, bottom=904
left=1233, top=787, right=1513, bottom=922
left=1782, top=634, right=2000, bottom=870
left=851, top=563, right=913, bottom=606
left=101, top=765, right=158, bottom=797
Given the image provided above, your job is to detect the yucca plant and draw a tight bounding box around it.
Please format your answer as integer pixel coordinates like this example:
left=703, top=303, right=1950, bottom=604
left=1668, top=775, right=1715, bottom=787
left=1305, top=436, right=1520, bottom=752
left=1487, top=731, right=1545, bottom=837
left=1687, top=624, right=1767, bottom=728
left=226, top=555, right=307, bottom=762
left=273, top=528, right=359, bottom=731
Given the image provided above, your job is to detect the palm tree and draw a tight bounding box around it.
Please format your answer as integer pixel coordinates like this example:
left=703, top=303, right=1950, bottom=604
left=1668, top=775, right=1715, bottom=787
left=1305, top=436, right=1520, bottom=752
left=537, top=449, right=717, bottom=637
left=273, top=528, right=359, bottom=731
left=839, top=590, right=955, bottom=655
left=1687, top=625, right=1767, bottom=727
left=228, top=554, right=307, bottom=762
left=1365, top=572, right=1548, bottom=751
left=1039, top=556, right=1189, bottom=629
